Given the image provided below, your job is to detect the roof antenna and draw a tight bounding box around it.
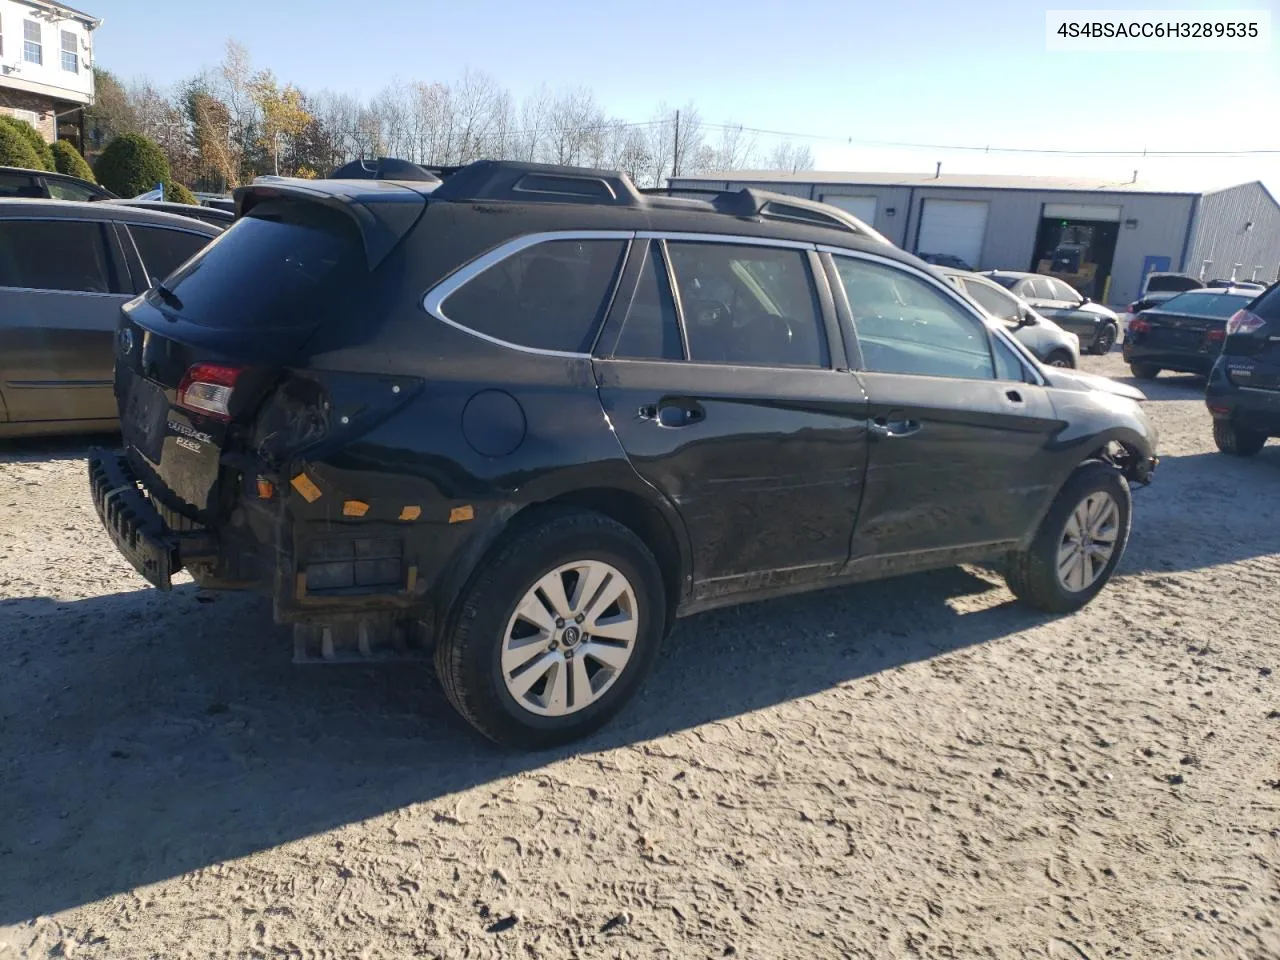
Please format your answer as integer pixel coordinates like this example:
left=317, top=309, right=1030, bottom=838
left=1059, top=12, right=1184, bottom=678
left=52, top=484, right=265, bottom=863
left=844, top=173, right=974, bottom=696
left=1132, top=169, right=1138, bottom=183
left=935, top=161, right=942, bottom=179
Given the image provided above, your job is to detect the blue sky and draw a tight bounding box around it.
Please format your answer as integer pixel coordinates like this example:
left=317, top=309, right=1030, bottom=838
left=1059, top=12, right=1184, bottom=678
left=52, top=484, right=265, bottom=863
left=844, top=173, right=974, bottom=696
left=90, top=0, right=1279, bottom=189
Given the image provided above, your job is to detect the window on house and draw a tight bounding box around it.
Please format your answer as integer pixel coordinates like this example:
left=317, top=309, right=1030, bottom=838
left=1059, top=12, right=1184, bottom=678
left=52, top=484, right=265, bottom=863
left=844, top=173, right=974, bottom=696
left=60, top=30, right=77, bottom=73
left=23, top=20, right=41, bottom=64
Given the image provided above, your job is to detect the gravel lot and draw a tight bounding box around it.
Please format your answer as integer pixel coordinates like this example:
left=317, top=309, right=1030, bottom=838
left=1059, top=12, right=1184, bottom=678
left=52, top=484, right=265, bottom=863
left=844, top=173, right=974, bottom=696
left=2, top=353, right=1278, bottom=960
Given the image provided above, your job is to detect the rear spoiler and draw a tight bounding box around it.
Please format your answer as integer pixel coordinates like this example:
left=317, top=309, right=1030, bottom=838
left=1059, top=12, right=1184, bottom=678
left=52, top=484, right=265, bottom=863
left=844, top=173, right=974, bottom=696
left=234, top=178, right=427, bottom=270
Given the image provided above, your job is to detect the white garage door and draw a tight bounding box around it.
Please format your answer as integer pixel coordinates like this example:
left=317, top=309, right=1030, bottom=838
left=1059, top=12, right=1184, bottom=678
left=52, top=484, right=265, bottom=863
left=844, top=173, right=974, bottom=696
left=916, top=199, right=989, bottom=268
left=821, top=195, right=878, bottom=227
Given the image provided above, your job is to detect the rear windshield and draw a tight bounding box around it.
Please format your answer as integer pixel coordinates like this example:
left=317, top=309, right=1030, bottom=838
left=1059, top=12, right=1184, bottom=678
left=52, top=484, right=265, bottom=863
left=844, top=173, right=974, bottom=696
left=159, top=199, right=365, bottom=329
left=1146, top=275, right=1201, bottom=293
left=1158, top=291, right=1254, bottom=318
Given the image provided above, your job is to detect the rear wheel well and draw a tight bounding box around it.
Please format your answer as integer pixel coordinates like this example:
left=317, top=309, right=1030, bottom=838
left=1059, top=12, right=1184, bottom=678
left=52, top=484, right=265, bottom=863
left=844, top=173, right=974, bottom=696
left=533, top=488, right=684, bottom=631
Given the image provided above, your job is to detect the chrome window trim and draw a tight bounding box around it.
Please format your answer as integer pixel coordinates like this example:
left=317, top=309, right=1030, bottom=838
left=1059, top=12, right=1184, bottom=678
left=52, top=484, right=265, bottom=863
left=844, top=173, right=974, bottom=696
left=0, top=286, right=126, bottom=299
left=819, top=244, right=1046, bottom=386
left=638, top=231, right=815, bottom=251
left=422, top=230, right=635, bottom=359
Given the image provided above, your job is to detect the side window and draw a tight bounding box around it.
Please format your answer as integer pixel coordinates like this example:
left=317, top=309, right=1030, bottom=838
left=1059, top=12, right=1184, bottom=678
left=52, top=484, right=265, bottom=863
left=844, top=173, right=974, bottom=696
left=665, top=242, right=828, bottom=368
left=962, top=279, right=1020, bottom=322
left=992, top=335, right=1026, bottom=381
left=0, top=219, right=112, bottom=292
left=835, top=256, right=994, bottom=380
left=1050, top=278, right=1081, bottom=303
left=0, top=172, right=40, bottom=198
left=612, top=244, right=683, bottom=360
left=440, top=238, right=627, bottom=353
left=46, top=180, right=98, bottom=202
left=127, top=225, right=212, bottom=286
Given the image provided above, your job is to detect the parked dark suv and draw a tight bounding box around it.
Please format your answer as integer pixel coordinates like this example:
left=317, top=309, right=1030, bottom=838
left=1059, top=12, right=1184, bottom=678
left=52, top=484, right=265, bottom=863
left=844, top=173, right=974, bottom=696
left=1205, top=282, right=1280, bottom=455
left=89, top=161, right=1158, bottom=747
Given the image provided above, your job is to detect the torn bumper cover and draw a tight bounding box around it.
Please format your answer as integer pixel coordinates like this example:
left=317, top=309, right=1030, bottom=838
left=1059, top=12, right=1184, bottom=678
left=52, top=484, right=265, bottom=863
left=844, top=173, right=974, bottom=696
left=88, top=450, right=215, bottom=590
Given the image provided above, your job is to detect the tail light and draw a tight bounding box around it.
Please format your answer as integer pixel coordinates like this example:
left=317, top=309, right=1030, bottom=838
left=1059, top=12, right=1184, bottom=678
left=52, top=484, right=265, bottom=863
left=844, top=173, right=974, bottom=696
left=1226, top=309, right=1265, bottom=336
left=1207, top=327, right=1226, bottom=343
left=177, top=363, right=244, bottom=421
left=1129, top=317, right=1152, bottom=334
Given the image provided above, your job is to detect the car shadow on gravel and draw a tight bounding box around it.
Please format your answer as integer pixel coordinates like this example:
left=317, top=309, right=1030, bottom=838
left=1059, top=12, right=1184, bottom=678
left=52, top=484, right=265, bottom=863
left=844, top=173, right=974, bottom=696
left=1, top=565, right=1044, bottom=924
left=0, top=434, right=118, bottom=465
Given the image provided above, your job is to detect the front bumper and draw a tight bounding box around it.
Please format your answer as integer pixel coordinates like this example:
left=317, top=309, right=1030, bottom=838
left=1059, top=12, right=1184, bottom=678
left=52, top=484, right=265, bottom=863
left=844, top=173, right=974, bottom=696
left=88, top=450, right=215, bottom=590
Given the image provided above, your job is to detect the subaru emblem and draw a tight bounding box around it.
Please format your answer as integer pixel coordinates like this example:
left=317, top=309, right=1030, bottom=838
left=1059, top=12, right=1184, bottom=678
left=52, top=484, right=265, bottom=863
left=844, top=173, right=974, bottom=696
left=119, top=328, right=134, bottom=355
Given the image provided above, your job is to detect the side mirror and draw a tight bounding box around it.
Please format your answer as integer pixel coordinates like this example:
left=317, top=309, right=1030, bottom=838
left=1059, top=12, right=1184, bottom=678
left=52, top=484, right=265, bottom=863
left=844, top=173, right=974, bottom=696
left=1079, top=295, right=1091, bottom=306
left=1015, top=311, right=1036, bottom=328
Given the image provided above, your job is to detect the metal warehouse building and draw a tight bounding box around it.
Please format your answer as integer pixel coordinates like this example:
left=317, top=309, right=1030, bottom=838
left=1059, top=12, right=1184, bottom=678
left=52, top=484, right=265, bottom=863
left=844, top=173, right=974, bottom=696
left=668, top=170, right=1280, bottom=307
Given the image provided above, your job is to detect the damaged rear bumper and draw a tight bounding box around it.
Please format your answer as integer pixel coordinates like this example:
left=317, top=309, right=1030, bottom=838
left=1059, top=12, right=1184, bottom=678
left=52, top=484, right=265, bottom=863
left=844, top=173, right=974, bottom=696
left=88, top=450, right=216, bottom=590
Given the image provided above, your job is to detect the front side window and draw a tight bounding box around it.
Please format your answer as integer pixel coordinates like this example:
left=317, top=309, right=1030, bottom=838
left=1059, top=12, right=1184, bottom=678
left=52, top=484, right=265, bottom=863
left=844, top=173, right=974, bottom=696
left=60, top=30, right=77, bottom=73
left=0, top=219, right=111, bottom=293
left=1050, top=278, right=1081, bottom=303
left=440, top=238, right=627, bottom=353
left=992, top=335, right=1026, bottom=381
left=665, top=242, right=828, bottom=368
left=127, top=224, right=212, bottom=286
left=611, top=244, right=683, bottom=360
left=962, top=278, right=1020, bottom=322
left=45, top=179, right=97, bottom=201
left=835, top=256, right=994, bottom=380
left=23, top=19, right=41, bottom=64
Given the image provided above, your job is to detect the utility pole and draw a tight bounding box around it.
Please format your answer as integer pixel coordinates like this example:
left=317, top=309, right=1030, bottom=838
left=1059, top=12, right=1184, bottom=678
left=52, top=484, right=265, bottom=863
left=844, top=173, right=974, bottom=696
left=672, top=109, right=680, bottom=179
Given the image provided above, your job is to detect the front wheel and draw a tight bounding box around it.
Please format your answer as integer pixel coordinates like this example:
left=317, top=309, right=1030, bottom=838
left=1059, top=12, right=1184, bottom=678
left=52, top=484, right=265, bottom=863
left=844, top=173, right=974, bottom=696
left=1090, top=323, right=1118, bottom=355
left=434, top=509, right=667, bottom=749
left=1005, top=462, right=1132, bottom=614
left=1213, top=420, right=1267, bottom=457
left=1045, top=350, right=1075, bottom=369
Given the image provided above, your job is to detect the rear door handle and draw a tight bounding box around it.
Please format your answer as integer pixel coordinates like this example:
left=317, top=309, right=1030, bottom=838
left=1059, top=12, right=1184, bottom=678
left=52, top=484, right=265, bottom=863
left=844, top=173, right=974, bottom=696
left=639, top=403, right=704, bottom=428
left=870, top=416, right=922, bottom=439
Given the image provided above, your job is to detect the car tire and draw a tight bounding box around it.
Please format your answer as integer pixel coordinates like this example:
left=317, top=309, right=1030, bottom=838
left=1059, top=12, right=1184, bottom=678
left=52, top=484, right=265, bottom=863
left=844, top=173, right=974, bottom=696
left=434, top=508, right=667, bottom=749
left=1045, top=350, right=1075, bottom=368
left=1213, top=420, right=1267, bottom=457
left=1090, top=324, right=1118, bottom=355
left=1005, top=461, right=1132, bottom=614
left=1128, top=362, right=1161, bottom=380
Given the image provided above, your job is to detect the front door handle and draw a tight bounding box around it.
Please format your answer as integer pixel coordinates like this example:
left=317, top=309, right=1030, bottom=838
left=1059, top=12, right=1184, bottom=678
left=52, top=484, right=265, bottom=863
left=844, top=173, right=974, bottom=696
left=869, top=417, right=922, bottom=439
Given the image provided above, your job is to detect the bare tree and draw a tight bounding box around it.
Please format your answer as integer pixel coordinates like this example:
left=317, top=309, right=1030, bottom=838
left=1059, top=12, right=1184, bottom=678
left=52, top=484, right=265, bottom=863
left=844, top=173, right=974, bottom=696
left=767, top=141, right=815, bottom=173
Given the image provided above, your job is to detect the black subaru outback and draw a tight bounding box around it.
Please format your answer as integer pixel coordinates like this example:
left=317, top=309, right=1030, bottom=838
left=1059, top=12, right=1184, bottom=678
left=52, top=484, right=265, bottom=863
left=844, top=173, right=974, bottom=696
left=1205, top=281, right=1280, bottom=455
left=90, top=161, right=1158, bottom=748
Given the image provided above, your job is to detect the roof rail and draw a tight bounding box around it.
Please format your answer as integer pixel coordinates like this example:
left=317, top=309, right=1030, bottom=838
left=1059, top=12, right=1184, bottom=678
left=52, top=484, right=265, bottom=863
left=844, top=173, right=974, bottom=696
left=430, top=159, right=643, bottom=206
left=646, top=184, right=892, bottom=244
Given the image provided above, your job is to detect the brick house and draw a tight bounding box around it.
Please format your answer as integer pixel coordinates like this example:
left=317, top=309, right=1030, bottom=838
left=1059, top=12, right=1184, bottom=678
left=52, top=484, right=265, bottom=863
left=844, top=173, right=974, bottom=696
left=0, top=0, right=99, bottom=148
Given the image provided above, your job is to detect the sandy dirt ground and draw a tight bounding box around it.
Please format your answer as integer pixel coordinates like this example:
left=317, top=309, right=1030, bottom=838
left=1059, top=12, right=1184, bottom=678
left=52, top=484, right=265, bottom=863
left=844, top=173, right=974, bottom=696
left=2, top=353, right=1278, bottom=959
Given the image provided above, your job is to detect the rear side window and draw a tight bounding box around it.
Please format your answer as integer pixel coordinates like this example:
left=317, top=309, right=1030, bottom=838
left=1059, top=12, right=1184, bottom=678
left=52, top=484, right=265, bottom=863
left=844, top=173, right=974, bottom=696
left=0, top=172, right=40, bottom=197
left=1147, top=274, right=1201, bottom=293
left=612, top=245, right=683, bottom=360
left=441, top=239, right=626, bottom=353
left=665, top=242, right=828, bottom=368
left=1250, top=284, right=1280, bottom=321
left=159, top=199, right=364, bottom=329
left=1049, top=278, right=1081, bottom=302
left=126, top=224, right=212, bottom=286
left=0, top=219, right=112, bottom=292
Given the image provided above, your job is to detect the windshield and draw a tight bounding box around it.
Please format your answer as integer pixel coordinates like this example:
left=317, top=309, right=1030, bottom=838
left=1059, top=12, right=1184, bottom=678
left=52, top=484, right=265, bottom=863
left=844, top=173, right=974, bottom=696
left=1158, top=291, right=1254, bottom=318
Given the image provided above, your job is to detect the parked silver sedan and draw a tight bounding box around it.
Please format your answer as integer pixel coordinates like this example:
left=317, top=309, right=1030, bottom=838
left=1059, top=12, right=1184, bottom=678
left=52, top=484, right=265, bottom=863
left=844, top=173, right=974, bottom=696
left=0, top=199, right=222, bottom=438
left=937, top=267, right=1081, bottom=368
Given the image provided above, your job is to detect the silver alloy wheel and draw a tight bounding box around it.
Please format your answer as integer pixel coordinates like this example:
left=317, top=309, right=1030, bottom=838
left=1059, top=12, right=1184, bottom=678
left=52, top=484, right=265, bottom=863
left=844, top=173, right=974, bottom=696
left=1056, top=491, right=1120, bottom=592
left=501, top=559, right=639, bottom=717
left=1049, top=356, right=1071, bottom=368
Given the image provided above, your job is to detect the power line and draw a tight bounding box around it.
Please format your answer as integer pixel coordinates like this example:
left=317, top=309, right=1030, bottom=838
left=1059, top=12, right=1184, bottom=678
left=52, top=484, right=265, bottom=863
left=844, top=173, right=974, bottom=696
left=695, top=121, right=1280, bottom=158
